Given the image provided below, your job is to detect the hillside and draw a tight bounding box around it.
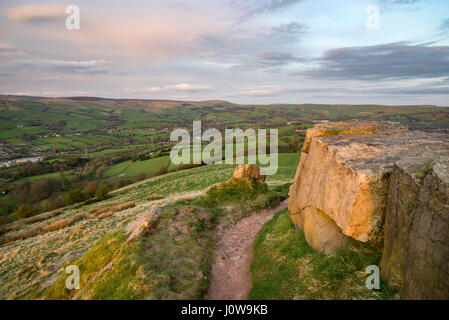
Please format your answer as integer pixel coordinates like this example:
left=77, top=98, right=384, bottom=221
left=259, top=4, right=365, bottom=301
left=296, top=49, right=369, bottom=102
left=1, top=95, right=448, bottom=159
left=0, top=154, right=298, bottom=299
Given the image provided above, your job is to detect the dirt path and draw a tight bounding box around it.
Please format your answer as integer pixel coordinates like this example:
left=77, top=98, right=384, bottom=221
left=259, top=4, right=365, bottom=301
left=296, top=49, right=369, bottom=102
left=204, top=199, right=288, bottom=300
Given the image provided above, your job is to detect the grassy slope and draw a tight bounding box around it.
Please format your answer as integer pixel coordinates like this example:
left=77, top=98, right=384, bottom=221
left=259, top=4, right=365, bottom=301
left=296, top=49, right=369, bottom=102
left=249, top=210, right=395, bottom=300
left=0, top=153, right=299, bottom=299
left=31, top=174, right=290, bottom=299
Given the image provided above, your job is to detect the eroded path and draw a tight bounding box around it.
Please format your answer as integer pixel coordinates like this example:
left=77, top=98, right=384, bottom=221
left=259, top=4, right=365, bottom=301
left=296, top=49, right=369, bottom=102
left=204, top=199, right=288, bottom=300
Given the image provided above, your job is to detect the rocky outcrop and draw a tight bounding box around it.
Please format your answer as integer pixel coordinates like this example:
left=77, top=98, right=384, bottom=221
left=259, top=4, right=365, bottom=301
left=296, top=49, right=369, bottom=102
left=380, top=157, right=449, bottom=299
left=288, top=121, right=449, bottom=299
left=202, top=164, right=265, bottom=197
left=232, top=164, right=266, bottom=183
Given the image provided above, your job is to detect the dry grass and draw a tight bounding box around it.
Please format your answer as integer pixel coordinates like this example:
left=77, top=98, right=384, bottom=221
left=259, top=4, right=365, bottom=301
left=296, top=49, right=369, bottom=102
left=42, top=214, right=87, bottom=233
left=0, top=209, right=64, bottom=235
left=1, top=213, right=87, bottom=244
left=87, top=201, right=136, bottom=220
left=97, top=211, right=115, bottom=219
left=115, top=201, right=135, bottom=211
left=146, top=194, right=165, bottom=201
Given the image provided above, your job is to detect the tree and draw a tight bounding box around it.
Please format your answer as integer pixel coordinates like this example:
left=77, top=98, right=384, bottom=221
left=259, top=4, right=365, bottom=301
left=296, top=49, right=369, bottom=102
left=12, top=204, right=34, bottom=219
left=95, top=185, right=109, bottom=201
left=84, top=181, right=99, bottom=198
left=65, top=188, right=86, bottom=205
left=96, top=165, right=107, bottom=178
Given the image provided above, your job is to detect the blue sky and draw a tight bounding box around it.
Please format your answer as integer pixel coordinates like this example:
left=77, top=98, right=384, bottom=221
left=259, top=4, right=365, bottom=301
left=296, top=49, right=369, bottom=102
left=0, top=0, right=448, bottom=105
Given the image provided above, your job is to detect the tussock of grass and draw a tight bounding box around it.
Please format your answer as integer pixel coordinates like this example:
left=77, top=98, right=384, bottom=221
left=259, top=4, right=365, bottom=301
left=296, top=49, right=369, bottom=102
left=87, top=201, right=136, bottom=220
left=42, top=214, right=87, bottom=233
left=249, top=210, right=395, bottom=300
left=413, top=161, right=432, bottom=180
left=147, top=194, right=165, bottom=201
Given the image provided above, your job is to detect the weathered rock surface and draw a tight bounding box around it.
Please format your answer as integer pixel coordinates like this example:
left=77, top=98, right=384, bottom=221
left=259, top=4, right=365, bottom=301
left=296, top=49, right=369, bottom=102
left=125, top=206, right=163, bottom=243
left=380, top=157, right=449, bottom=299
left=288, top=121, right=449, bottom=299
left=233, top=164, right=266, bottom=183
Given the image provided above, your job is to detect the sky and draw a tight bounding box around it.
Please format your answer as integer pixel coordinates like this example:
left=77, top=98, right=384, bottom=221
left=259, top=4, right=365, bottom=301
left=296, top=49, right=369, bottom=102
left=0, top=0, right=448, bottom=105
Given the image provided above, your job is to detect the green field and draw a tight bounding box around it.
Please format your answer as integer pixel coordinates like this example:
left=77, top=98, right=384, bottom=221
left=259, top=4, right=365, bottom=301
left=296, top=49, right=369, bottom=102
left=104, top=156, right=172, bottom=177
left=13, top=171, right=74, bottom=185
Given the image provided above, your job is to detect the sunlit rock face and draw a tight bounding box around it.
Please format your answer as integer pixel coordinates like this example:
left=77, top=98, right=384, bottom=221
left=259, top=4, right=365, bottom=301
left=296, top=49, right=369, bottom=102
left=288, top=121, right=449, bottom=299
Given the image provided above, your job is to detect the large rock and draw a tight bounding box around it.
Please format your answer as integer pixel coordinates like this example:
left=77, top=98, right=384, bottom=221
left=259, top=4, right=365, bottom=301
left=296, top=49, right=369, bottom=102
left=288, top=121, right=449, bottom=299
left=301, top=207, right=356, bottom=254
left=380, top=157, right=449, bottom=299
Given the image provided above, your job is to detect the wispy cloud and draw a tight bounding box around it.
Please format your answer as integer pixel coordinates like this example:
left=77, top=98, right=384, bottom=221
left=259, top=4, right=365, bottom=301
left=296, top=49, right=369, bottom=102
left=232, top=0, right=305, bottom=18
left=7, top=4, right=66, bottom=23
left=124, top=83, right=212, bottom=93
left=440, top=18, right=449, bottom=33
left=1, top=59, right=111, bottom=75
left=0, top=43, right=19, bottom=52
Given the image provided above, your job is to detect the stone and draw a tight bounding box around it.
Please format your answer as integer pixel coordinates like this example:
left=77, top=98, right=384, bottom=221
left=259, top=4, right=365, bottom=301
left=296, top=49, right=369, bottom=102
left=289, top=121, right=449, bottom=248
left=380, top=157, right=449, bottom=299
left=125, top=206, right=163, bottom=242
left=288, top=120, right=449, bottom=299
left=233, top=164, right=265, bottom=183
left=301, top=207, right=355, bottom=254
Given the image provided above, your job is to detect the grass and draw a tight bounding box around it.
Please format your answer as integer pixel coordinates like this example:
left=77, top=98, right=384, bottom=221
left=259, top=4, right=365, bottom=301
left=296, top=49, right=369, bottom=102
left=34, top=202, right=222, bottom=299
left=23, top=172, right=288, bottom=299
left=249, top=210, right=396, bottom=300
left=104, top=156, right=172, bottom=177
left=13, top=170, right=74, bottom=185
left=413, top=161, right=432, bottom=180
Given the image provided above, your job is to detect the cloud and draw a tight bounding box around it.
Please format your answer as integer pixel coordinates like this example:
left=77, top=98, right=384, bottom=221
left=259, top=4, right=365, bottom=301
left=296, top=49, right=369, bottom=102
left=42, top=59, right=110, bottom=74
left=241, top=51, right=304, bottom=70
left=379, top=0, right=421, bottom=4
left=440, top=18, right=449, bottom=33
left=0, top=43, right=19, bottom=52
left=298, top=42, right=449, bottom=81
left=125, top=83, right=212, bottom=93
left=196, top=22, right=307, bottom=71
left=1, top=59, right=111, bottom=75
left=232, top=0, right=305, bottom=17
left=233, top=86, right=283, bottom=97
left=268, top=22, right=307, bottom=43
left=7, top=4, right=66, bottom=23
